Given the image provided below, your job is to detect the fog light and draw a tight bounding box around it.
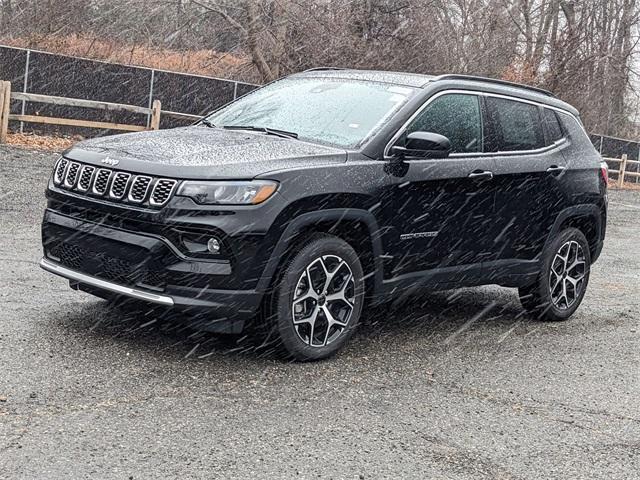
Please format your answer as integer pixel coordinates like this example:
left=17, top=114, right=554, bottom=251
left=207, top=237, right=221, bottom=254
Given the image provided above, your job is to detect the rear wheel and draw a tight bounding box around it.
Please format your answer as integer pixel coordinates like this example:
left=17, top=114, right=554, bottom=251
left=519, top=227, right=591, bottom=321
left=263, top=234, right=365, bottom=361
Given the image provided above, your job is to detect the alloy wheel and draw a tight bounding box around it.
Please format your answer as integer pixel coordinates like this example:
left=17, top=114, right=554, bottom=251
left=291, top=255, right=356, bottom=347
left=549, top=240, right=587, bottom=310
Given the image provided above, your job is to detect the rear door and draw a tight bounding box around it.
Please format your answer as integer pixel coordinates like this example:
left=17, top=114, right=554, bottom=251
left=383, top=92, right=498, bottom=277
left=485, top=96, right=569, bottom=264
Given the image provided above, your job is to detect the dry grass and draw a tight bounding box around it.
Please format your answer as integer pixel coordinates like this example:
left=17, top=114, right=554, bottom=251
left=609, top=180, right=640, bottom=190
left=1, top=34, right=251, bottom=81
left=5, top=133, right=79, bottom=152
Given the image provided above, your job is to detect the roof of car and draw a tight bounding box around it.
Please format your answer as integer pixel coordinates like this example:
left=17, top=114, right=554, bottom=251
left=293, top=68, right=578, bottom=116
left=292, top=68, right=435, bottom=88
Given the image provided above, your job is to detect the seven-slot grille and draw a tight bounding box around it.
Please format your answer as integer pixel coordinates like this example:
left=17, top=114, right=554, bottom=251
left=53, top=158, right=178, bottom=208
left=77, top=165, right=95, bottom=191
left=150, top=179, right=178, bottom=206
left=93, top=169, right=111, bottom=195
left=128, top=176, right=152, bottom=203
left=54, top=158, right=68, bottom=184
left=64, top=162, right=81, bottom=188
left=109, top=172, right=131, bottom=199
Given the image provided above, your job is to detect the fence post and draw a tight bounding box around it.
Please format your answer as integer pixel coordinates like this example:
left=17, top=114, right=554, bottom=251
left=618, top=154, right=628, bottom=187
left=150, top=99, right=161, bottom=130
left=0, top=81, right=11, bottom=144
left=0, top=82, right=5, bottom=143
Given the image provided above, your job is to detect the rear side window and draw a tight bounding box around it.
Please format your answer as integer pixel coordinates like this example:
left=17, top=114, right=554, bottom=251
left=406, top=93, right=482, bottom=153
left=542, top=108, right=564, bottom=144
left=486, top=97, right=544, bottom=152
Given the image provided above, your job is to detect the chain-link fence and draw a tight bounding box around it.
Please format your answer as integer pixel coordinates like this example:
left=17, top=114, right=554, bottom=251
left=0, top=45, right=258, bottom=136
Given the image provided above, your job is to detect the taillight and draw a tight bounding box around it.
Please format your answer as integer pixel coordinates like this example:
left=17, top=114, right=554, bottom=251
left=600, top=161, right=609, bottom=187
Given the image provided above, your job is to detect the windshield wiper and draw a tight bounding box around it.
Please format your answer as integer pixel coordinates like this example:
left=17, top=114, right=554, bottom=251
left=223, top=125, right=299, bottom=139
left=200, top=118, right=216, bottom=128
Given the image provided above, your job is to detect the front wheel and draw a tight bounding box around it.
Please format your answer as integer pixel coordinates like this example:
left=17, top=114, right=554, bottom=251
left=519, top=227, right=591, bottom=321
left=266, top=234, right=365, bottom=361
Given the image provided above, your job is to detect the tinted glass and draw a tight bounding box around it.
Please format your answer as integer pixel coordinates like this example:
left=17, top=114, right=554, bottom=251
left=206, top=78, right=415, bottom=148
left=406, top=94, right=482, bottom=153
left=486, top=97, right=544, bottom=151
left=543, top=108, right=564, bottom=144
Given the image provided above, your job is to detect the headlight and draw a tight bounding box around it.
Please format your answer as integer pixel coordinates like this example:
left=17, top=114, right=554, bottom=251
left=176, top=180, right=278, bottom=205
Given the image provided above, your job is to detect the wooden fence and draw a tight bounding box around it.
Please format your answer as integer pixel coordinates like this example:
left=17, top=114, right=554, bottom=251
left=0, top=81, right=201, bottom=142
left=604, top=154, right=640, bottom=187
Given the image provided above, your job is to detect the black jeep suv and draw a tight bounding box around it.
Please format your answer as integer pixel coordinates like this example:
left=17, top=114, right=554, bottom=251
left=41, top=69, right=607, bottom=360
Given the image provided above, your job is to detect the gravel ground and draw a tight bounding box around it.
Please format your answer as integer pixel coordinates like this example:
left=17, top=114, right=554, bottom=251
left=1, top=145, right=639, bottom=480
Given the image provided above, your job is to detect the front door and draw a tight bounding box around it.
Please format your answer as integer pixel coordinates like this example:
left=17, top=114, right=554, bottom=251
left=383, top=92, right=498, bottom=279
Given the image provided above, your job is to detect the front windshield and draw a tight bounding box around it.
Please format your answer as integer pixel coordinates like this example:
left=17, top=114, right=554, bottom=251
left=205, top=77, right=416, bottom=148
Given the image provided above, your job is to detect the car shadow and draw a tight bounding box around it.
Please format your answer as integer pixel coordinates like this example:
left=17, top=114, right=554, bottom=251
left=55, top=285, right=534, bottom=362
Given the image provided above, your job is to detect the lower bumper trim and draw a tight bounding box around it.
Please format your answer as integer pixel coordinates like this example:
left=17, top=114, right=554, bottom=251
left=39, top=257, right=175, bottom=306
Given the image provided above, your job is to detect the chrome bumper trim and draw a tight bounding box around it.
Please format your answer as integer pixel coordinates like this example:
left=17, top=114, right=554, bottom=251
left=39, top=257, right=175, bottom=306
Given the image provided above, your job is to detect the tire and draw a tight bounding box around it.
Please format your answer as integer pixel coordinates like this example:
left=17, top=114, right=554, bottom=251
left=262, top=233, right=365, bottom=361
left=519, top=227, right=591, bottom=321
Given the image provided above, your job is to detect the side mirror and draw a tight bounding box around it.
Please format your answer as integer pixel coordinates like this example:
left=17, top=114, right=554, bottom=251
left=391, top=131, right=451, bottom=159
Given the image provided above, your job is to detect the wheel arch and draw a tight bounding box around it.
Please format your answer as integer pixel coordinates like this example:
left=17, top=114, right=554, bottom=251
left=545, top=204, right=603, bottom=262
left=256, top=208, right=385, bottom=296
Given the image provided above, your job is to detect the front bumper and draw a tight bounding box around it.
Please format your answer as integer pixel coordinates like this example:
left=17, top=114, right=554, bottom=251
left=41, top=209, right=264, bottom=328
left=41, top=257, right=174, bottom=305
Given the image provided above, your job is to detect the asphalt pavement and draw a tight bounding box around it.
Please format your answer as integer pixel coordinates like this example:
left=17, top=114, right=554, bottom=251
left=1, top=145, right=639, bottom=479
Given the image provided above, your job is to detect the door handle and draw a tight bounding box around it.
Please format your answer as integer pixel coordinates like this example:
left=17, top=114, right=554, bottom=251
left=468, top=170, right=494, bottom=180
left=546, top=165, right=567, bottom=174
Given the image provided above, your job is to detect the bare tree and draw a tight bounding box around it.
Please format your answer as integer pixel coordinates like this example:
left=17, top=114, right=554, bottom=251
left=1, top=0, right=639, bottom=136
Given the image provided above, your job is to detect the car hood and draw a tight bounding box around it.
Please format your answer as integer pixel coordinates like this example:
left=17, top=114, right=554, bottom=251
left=63, top=126, right=347, bottom=179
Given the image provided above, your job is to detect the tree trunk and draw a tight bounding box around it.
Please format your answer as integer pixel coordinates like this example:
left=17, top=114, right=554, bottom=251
left=246, top=1, right=274, bottom=82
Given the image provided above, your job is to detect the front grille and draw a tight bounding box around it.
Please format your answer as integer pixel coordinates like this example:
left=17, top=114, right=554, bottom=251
left=77, top=165, right=95, bottom=191
left=64, top=162, right=80, bottom=188
left=52, top=243, right=83, bottom=270
left=128, top=176, right=152, bottom=203
left=109, top=172, right=131, bottom=199
left=49, top=242, right=166, bottom=289
left=54, top=158, right=68, bottom=185
left=101, top=255, right=165, bottom=288
left=56, top=159, right=179, bottom=209
left=93, top=169, right=111, bottom=195
left=150, top=179, right=178, bottom=206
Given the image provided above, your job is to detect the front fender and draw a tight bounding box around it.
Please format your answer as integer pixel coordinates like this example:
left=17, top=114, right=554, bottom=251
left=255, top=208, right=385, bottom=294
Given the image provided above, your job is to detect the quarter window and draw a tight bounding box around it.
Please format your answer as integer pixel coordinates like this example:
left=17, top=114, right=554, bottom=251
left=405, top=93, right=482, bottom=153
left=486, top=97, right=544, bottom=152
left=542, top=108, right=564, bottom=144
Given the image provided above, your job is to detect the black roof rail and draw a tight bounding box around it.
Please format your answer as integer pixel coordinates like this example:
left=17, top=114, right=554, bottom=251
left=431, top=74, right=555, bottom=97
left=303, top=67, right=347, bottom=72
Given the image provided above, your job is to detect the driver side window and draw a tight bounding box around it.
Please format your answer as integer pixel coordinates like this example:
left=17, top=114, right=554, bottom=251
left=406, top=93, right=482, bottom=153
